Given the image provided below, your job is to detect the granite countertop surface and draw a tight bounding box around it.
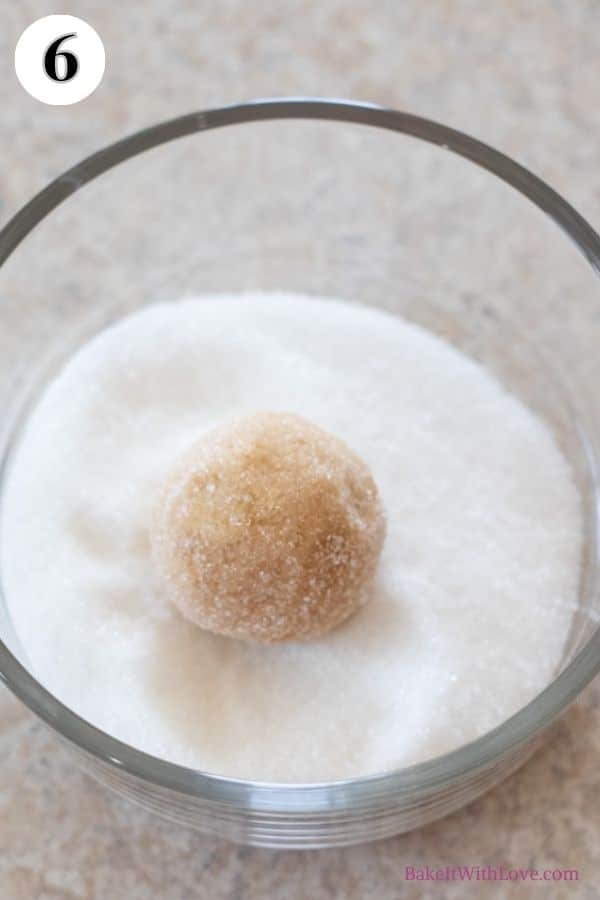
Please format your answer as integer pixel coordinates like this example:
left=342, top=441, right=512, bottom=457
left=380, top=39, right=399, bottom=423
left=1, top=2, right=599, bottom=897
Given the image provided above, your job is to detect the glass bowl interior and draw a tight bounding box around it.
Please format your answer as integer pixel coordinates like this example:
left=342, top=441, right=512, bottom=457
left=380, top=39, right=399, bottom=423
left=0, top=100, right=599, bottom=811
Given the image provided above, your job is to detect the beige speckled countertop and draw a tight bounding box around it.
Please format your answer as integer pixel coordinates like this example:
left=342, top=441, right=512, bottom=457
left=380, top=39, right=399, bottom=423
left=1, top=2, right=600, bottom=897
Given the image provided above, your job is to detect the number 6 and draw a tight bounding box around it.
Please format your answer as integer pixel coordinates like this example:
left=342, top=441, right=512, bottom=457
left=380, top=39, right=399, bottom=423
left=44, top=33, right=79, bottom=82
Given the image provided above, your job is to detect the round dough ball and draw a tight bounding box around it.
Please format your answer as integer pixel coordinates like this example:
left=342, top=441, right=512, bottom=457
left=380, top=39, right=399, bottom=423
left=151, top=412, right=386, bottom=642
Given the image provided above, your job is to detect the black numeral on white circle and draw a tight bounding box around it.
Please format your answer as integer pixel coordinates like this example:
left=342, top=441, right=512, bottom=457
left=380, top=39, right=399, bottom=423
left=16, top=15, right=105, bottom=105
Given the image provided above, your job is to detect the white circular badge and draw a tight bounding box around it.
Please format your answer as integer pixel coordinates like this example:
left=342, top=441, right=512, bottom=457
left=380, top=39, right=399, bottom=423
left=15, top=15, right=105, bottom=106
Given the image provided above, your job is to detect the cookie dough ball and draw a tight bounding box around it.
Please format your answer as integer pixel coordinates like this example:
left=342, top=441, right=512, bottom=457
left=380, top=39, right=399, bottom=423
left=151, top=412, right=386, bottom=643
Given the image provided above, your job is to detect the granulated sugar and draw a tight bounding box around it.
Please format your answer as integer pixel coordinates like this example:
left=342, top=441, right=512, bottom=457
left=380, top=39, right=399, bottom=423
left=0, top=293, right=582, bottom=781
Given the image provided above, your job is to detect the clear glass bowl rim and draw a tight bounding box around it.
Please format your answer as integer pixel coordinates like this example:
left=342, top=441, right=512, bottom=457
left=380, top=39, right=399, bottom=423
left=0, top=97, right=599, bottom=810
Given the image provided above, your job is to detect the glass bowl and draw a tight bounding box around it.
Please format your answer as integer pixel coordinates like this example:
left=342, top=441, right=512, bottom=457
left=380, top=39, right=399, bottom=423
left=0, top=99, right=599, bottom=849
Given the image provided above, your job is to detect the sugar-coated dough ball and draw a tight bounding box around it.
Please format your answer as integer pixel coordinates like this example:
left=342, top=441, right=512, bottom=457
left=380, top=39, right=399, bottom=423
left=151, top=412, right=386, bottom=642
